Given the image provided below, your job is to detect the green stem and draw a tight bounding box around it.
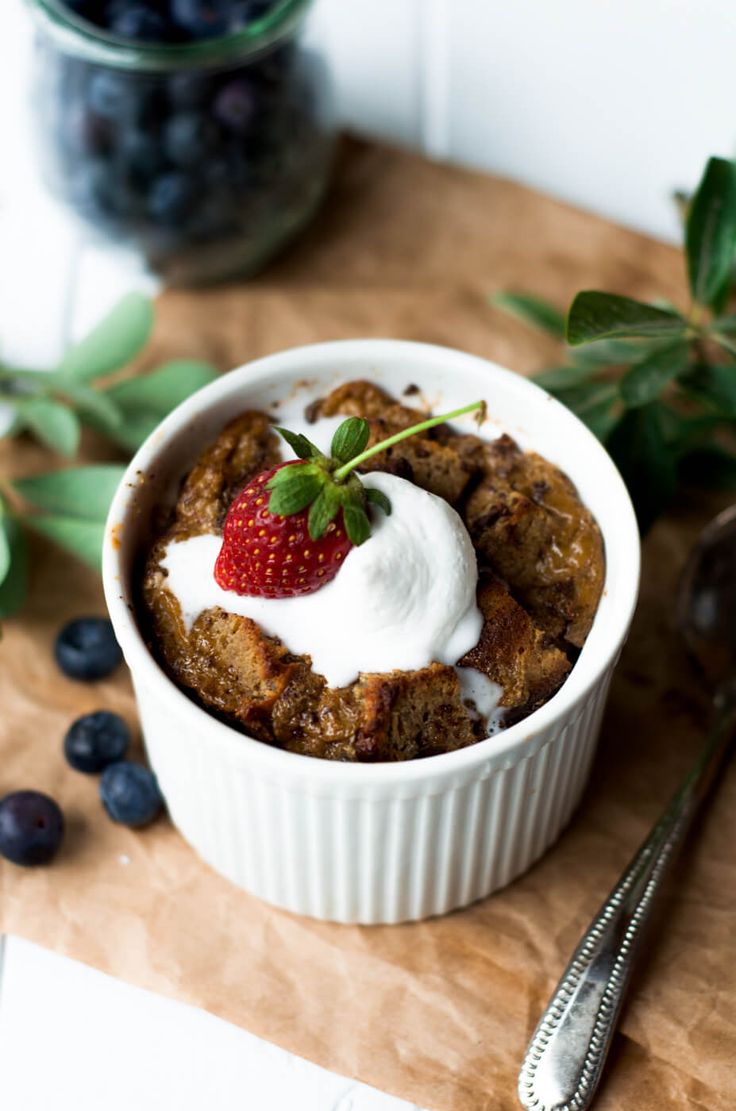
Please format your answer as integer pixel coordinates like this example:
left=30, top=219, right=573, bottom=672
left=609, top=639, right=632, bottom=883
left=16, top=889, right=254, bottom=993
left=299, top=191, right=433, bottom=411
left=333, top=399, right=486, bottom=481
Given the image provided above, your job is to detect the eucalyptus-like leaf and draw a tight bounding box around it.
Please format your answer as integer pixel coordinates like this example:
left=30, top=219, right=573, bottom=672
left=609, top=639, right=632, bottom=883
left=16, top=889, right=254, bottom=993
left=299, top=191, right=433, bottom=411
left=330, top=417, right=370, bottom=465
left=567, top=292, right=686, bottom=345
left=492, top=292, right=566, bottom=338
left=711, top=332, right=736, bottom=359
left=619, top=340, right=690, bottom=408
left=0, top=513, right=10, bottom=585
left=55, top=293, right=153, bottom=381
left=607, top=404, right=677, bottom=532
left=710, top=313, right=736, bottom=335
left=680, top=446, right=736, bottom=490
left=268, top=469, right=325, bottom=515
left=342, top=502, right=371, bottom=546
left=679, top=364, right=736, bottom=417
left=104, top=360, right=217, bottom=414
left=19, top=397, right=81, bottom=457
left=13, top=465, right=126, bottom=522
left=554, top=382, right=621, bottom=442
left=307, top=484, right=340, bottom=539
left=57, top=379, right=123, bottom=426
left=532, top=365, right=602, bottom=391
left=365, top=487, right=392, bottom=516
left=685, top=157, right=736, bottom=309
left=0, top=516, right=28, bottom=619
left=571, top=337, right=669, bottom=368
left=276, top=427, right=323, bottom=462
left=25, top=515, right=105, bottom=571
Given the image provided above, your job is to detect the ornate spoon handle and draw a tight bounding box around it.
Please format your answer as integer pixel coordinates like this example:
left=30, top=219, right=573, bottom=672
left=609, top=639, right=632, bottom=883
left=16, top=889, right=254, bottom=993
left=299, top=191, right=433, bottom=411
left=518, top=688, right=736, bottom=1111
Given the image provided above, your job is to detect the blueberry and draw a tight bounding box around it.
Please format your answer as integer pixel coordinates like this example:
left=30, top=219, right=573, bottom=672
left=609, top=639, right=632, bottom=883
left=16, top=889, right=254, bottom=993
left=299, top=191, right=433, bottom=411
left=213, top=78, right=256, bottom=133
left=0, top=791, right=64, bottom=867
left=163, top=111, right=218, bottom=166
left=170, top=0, right=232, bottom=39
left=147, top=171, right=196, bottom=224
left=108, top=3, right=169, bottom=41
left=230, top=0, right=273, bottom=28
left=100, top=762, right=163, bottom=827
left=64, top=711, right=131, bottom=774
left=54, top=618, right=122, bottom=681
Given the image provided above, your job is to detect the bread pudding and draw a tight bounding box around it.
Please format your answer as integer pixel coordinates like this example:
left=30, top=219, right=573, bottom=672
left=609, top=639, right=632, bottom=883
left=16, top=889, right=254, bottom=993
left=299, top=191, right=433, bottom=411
left=141, top=380, right=604, bottom=762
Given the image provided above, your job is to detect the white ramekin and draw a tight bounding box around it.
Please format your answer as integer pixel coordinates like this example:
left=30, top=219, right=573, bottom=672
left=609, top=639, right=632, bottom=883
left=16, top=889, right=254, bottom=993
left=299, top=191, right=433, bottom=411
left=103, top=340, right=640, bottom=924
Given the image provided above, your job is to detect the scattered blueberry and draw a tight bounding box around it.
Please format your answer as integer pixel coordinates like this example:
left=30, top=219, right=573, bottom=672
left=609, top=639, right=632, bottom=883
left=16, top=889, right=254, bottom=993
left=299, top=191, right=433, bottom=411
left=213, top=78, right=256, bottom=132
left=170, top=0, right=233, bottom=39
left=147, top=170, right=196, bottom=224
left=64, top=711, right=131, bottom=774
left=54, top=617, right=123, bottom=681
left=163, top=111, right=218, bottom=166
left=0, top=791, right=65, bottom=867
left=100, top=762, right=164, bottom=827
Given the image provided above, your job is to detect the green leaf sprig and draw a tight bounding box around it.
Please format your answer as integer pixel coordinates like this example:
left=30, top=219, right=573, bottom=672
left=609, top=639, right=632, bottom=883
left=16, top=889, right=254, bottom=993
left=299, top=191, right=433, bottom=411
left=493, top=155, right=736, bottom=532
left=0, top=294, right=218, bottom=621
left=268, top=400, right=487, bottom=545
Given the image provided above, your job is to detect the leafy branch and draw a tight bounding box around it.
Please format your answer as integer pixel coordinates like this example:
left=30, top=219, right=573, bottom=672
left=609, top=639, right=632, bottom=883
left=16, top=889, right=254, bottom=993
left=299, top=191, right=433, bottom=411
left=0, top=294, right=218, bottom=620
left=493, top=156, right=736, bottom=532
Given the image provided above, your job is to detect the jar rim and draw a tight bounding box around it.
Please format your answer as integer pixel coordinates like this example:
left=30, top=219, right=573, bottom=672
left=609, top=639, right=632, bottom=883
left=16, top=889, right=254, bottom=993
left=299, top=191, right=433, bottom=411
left=25, top=0, right=311, bottom=71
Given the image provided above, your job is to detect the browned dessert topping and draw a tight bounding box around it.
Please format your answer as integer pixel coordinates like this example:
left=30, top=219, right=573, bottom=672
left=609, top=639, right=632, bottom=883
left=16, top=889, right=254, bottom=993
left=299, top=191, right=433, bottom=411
left=142, top=381, right=605, bottom=762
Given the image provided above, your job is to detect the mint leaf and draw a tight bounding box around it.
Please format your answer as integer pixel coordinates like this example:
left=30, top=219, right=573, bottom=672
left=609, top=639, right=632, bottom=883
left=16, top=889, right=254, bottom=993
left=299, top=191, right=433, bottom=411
left=19, top=397, right=80, bottom=457
left=365, top=487, right=391, bottom=516
left=567, top=292, right=686, bottom=345
left=492, top=292, right=566, bottom=338
left=342, top=503, right=371, bottom=546
left=685, top=157, right=736, bottom=309
left=0, top=516, right=28, bottom=618
left=267, top=469, right=324, bottom=515
left=13, top=465, right=126, bottom=521
left=26, top=515, right=105, bottom=571
left=55, top=294, right=153, bottom=381
left=275, top=427, right=323, bottom=462
left=307, top=484, right=340, bottom=539
left=619, top=341, right=690, bottom=408
left=330, top=417, right=370, bottom=464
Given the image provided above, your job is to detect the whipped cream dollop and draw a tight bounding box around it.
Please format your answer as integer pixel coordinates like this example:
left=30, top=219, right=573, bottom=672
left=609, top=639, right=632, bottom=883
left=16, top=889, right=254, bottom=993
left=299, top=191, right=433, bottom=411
left=161, top=471, right=484, bottom=689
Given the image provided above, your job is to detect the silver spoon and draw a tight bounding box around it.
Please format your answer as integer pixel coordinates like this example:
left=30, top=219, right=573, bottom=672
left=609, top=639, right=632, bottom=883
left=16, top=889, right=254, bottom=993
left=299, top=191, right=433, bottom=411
left=518, top=504, right=736, bottom=1111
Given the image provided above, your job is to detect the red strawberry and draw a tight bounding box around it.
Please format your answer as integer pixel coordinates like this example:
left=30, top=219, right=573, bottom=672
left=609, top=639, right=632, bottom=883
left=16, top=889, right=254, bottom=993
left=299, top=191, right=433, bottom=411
left=214, top=464, right=353, bottom=598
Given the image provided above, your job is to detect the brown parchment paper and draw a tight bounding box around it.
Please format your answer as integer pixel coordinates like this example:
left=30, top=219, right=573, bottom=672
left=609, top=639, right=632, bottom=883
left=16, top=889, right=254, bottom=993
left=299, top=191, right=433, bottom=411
left=1, top=138, right=735, bottom=1110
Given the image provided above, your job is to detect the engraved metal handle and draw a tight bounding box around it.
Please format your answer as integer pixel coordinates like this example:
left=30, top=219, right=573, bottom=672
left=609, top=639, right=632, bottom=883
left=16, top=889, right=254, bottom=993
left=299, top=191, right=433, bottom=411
left=518, top=684, right=736, bottom=1111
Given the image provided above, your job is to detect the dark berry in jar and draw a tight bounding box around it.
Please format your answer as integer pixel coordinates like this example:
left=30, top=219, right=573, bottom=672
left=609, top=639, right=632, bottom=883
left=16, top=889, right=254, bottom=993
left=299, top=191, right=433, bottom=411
left=163, top=111, right=219, bottom=167
left=166, top=71, right=210, bottom=110
left=0, top=791, right=65, bottom=867
left=118, top=126, right=166, bottom=184
left=64, top=711, right=131, bottom=774
left=213, top=78, right=256, bottom=133
left=87, top=69, right=136, bottom=120
left=147, top=171, right=196, bottom=225
left=170, top=0, right=233, bottom=39
left=100, top=762, right=164, bottom=827
left=54, top=617, right=123, bottom=681
left=107, top=3, right=169, bottom=41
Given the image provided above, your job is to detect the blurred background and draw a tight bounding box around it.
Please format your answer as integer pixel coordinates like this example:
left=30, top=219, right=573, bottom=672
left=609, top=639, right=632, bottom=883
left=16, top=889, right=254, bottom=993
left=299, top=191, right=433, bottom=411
left=1, top=0, right=735, bottom=361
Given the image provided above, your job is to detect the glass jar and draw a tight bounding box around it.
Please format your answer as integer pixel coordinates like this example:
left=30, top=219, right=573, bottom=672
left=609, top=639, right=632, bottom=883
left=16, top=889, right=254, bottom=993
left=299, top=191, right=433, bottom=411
left=26, top=0, right=334, bottom=285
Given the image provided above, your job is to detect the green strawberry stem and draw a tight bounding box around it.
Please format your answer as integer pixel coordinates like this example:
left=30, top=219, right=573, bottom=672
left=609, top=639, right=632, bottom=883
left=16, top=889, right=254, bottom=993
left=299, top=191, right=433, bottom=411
left=332, top=400, right=486, bottom=482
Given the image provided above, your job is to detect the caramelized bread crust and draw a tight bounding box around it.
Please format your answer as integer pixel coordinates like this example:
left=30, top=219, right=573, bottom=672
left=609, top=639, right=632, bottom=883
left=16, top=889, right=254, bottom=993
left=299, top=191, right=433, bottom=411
left=142, top=383, right=604, bottom=762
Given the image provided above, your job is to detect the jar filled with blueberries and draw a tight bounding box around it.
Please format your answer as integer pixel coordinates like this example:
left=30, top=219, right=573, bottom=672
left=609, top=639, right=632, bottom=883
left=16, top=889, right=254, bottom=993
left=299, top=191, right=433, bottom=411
left=27, top=0, right=334, bottom=284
